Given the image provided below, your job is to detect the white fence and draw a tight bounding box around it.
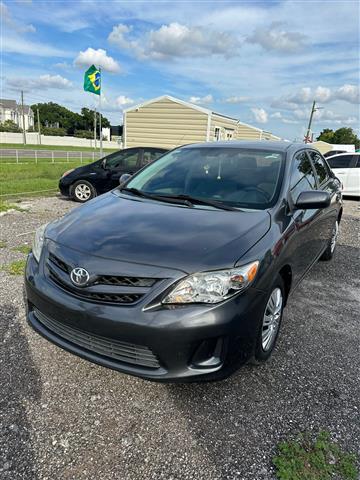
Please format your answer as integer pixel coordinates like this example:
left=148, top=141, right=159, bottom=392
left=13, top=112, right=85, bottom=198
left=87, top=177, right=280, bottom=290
left=0, top=149, right=106, bottom=164
left=0, top=131, right=121, bottom=149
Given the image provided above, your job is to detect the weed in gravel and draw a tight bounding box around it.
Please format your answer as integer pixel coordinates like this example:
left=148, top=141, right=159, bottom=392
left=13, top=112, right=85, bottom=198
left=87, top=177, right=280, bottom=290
left=273, top=431, right=358, bottom=480
left=0, top=201, right=25, bottom=213
left=0, top=240, right=7, bottom=248
left=12, top=245, right=32, bottom=254
left=1, top=259, right=27, bottom=275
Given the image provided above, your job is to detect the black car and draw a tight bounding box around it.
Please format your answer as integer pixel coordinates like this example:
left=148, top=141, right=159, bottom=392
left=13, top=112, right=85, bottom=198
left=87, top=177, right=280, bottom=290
left=59, top=146, right=168, bottom=202
left=25, top=142, right=342, bottom=382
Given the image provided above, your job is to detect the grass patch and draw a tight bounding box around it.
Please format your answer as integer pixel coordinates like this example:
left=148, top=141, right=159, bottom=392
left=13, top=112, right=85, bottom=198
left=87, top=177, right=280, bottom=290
left=0, top=240, right=7, bottom=248
left=273, top=431, right=358, bottom=480
left=0, top=161, right=84, bottom=197
left=0, top=200, right=25, bottom=212
left=12, top=244, right=31, bottom=254
left=2, top=259, right=27, bottom=275
left=0, top=143, right=118, bottom=153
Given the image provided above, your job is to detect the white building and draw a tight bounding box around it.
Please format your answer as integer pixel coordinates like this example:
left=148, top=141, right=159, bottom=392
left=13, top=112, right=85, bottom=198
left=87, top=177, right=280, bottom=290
left=0, top=99, right=34, bottom=131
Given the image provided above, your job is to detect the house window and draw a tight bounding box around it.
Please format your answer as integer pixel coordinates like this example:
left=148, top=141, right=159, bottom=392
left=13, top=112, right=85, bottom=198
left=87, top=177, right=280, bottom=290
left=214, top=127, right=221, bottom=141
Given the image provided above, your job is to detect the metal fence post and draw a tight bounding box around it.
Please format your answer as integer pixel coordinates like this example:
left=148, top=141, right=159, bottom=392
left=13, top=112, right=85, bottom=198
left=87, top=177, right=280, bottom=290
left=67, top=152, right=69, bottom=163
left=16, top=150, right=19, bottom=164
left=52, top=151, right=54, bottom=164
left=92, top=151, right=95, bottom=162
left=35, top=150, right=37, bottom=164
left=80, top=151, right=83, bottom=163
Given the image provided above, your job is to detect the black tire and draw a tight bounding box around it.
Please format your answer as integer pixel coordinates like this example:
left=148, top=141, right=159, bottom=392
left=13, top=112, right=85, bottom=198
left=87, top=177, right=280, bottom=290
left=70, top=180, right=97, bottom=203
left=320, top=220, right=339, bottom=261
left=252, top=275, right=285, bottom=364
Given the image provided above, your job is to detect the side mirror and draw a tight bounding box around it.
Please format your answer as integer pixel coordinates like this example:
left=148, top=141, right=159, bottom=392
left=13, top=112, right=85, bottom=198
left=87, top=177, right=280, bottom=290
left=294, top=191, right=331, bottom=210
left=119, top=173, right=132, bottom=185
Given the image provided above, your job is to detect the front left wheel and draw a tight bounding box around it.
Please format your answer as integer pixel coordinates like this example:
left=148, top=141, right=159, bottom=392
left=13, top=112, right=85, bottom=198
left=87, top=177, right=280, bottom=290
left=253, top=275, right=285, bottom=363
left=320, top=220, right=339, bottom=261
left=70, top=180, right=97, bottom=203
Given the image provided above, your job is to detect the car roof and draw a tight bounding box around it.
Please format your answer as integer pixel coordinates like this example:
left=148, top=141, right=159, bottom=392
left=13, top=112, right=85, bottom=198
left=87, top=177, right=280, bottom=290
left=180, top=140, right=306, bottom=153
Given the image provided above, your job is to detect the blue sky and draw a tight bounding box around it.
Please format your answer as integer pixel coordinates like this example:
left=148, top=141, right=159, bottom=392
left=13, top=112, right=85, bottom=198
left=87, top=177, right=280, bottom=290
left=1, top=0, right=359, bottom=140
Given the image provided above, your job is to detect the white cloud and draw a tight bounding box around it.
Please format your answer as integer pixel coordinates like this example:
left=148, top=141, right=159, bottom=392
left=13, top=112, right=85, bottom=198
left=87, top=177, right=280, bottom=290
left=251, top=107, right=268, bottom=123
left=336, top=84, right=360, bottom=104
left=7, top=74, right=73, bottom=91
left=189, top=94, right=213, bottom=105
left=1, top=1, right=35, bottom=33
left=3, top=35, right=72, bottom=57
left=271, top=111, right=299, bottom=124
left=224, top=96, right=249, bottom=104
left=54, top=62, right=72, bottom=70
left=272, top=84, right=360, bottom=110
left=108, top=22, right=239, bottom=60
left=74, top=48, right=121, bottom=73
left=247, top=22, right=307, bottom=53
left=116, top=95, right=135, bottom=107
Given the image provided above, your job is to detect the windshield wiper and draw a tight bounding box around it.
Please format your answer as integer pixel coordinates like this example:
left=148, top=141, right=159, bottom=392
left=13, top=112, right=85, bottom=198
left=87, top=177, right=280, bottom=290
left=120, top=187, right=192, bottom=206
left=157, top=194, right=237, bottom=211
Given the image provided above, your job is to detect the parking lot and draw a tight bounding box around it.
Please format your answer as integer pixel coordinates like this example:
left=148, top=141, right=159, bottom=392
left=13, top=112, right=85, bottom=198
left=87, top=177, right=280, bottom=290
left=0, top=196, right=359, bottom=480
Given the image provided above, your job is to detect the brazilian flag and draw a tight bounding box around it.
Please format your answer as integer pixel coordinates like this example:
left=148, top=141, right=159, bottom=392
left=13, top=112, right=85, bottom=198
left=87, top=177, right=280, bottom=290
left=84, top=65, right=101, bottom=95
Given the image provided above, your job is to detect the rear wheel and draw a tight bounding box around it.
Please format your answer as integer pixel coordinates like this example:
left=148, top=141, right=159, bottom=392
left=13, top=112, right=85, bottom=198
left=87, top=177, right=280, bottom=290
left=71, top=180, right=97, bottom=203
left=320, top=220, right=339, bottom=261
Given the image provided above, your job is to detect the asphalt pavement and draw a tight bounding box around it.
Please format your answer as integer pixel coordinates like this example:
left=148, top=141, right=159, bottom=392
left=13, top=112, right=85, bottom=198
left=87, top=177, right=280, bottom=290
left=0, top=196, right=359, bottom=480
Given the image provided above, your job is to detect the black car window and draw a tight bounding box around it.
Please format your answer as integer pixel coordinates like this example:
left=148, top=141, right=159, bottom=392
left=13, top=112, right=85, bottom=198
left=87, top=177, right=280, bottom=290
left=290, top=152, right=317, bottom=202
left=124, top=147, right=285, bottom=210
left=142, top=149, right=165, bottom=166
left=309, top=151, right=330, bottom=185
left=106, top=150, right=139, bottom=170
left=356, top=156, right=360, bottom=168
left=327, top=155, right=353, bottom=169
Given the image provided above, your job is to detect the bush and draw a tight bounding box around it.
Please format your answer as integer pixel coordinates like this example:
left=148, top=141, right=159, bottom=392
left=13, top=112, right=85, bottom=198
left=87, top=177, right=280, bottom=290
left=41, top=127, right=67, bottom=136
left=0, top=120, right=22, bottom=132
left=74, top=130, right=93, bottom=139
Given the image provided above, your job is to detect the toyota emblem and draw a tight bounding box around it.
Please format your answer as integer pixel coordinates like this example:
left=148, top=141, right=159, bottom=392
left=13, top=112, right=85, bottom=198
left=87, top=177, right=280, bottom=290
left=70, top=267, right=90, bottom=287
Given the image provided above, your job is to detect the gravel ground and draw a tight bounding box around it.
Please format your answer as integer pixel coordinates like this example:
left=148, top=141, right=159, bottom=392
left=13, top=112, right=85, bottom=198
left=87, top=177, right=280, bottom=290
left=0, top=196, right=359, bottom=480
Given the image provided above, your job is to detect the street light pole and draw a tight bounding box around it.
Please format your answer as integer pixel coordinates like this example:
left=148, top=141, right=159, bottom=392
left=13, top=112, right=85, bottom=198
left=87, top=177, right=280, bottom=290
left=37, top=108, right=41, bottom=145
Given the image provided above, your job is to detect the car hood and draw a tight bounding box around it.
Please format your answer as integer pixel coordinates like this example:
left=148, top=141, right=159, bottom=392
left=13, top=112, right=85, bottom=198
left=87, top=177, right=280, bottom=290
left=46, top=192, right=271, bottom=273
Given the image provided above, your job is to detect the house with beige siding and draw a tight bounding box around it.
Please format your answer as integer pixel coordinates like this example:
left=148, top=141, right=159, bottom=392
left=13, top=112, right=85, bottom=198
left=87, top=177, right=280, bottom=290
left=123, top=95, right=280, bottom=149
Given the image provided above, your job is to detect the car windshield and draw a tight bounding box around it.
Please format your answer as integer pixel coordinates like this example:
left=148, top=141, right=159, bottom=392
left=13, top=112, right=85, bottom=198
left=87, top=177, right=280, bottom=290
left=123, top=147, right=284, bottom=209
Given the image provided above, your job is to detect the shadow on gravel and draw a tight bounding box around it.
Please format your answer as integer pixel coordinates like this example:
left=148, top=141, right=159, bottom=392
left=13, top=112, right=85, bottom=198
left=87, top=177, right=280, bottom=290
left=0, top=304, right=42, bottom=480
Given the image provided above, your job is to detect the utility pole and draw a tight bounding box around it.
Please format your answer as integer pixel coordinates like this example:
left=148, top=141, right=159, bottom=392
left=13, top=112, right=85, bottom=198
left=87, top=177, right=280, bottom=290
left=20, top=90, right=26, bottom=145
left=94, top=107, right=97, bottom=149
left=304, top=100, right=323, bottom=143
left=37, top=108, right=41, bottom=145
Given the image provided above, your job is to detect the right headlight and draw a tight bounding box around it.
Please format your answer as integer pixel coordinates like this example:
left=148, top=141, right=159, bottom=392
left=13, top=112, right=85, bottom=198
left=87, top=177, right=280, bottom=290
left=32, top=223, right=48, bottom=262
left=162, top=261, right=259, bottom=304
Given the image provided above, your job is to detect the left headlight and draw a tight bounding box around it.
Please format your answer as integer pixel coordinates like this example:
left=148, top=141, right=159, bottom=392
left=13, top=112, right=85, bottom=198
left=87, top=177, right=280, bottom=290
left=32, top=223, right=48, bottom=262
left=162, top=261, right=259, bottom=305
left=61, top=169, right=75, bottom=178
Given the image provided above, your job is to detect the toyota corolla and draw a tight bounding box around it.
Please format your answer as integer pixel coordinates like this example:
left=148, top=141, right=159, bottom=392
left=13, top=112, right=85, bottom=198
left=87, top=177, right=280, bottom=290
left=24, top=142, right=342, bottom=382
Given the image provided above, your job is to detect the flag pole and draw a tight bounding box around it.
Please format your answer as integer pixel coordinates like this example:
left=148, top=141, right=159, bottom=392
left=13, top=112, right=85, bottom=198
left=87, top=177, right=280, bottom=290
left=99, top=67, right=103, bottom=158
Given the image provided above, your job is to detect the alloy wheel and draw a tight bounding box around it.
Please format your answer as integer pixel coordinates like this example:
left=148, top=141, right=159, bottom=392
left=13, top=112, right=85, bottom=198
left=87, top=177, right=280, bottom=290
left=75, top=183, right=92, bottom=201
left=262, top=287, right=283, bottom=351
left=330, top=221, right=339, bottom=253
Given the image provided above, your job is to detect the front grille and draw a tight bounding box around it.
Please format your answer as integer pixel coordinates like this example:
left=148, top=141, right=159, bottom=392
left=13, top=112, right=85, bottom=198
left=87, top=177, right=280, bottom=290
left=96, top=275, right=156, bottom=287
left=33, top=308, right=160, bottom=369
left=48, top=269, right=142, bottom=304
left=48, top=252, right=69, bottom=273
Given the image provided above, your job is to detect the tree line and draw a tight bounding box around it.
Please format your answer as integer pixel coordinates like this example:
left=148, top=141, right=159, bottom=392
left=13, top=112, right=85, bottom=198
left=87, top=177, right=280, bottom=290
left=0, top=102, right=111, bottom=139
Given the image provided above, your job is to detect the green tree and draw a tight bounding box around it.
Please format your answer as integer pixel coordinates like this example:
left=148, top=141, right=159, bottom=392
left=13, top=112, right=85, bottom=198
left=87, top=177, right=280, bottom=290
left=31, top=103, right=111, bottom=137
left=317, top=128, right=334, bottom=143
left=0, top=120, right=22, bottom=132
left=317, top=127, right=359, bottom=149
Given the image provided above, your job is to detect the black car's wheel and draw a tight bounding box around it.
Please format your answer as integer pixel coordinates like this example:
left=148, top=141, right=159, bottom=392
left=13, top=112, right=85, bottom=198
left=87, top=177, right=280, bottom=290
left=70, top=180, right=97, bottom=203
left=252, top=275, right=285, bottom=363
left=320, top=220, right=339, bottom=261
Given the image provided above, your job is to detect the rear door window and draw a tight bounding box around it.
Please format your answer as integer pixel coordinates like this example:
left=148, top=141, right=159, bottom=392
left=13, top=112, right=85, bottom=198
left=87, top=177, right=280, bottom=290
left=290, top=152, right=317, bottom=202
left=142, top=149, right=166, bottom=166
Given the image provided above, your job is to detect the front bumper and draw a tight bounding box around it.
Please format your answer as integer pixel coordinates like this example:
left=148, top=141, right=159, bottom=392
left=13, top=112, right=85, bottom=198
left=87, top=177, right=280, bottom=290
left=58, top=178, right=71, bottom=197
left=24, top=252, right=267, bottom=382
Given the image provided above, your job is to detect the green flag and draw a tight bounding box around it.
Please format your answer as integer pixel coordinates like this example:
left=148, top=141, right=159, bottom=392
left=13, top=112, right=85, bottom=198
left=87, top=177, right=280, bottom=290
left=84, top=65, right=101, bottom=95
